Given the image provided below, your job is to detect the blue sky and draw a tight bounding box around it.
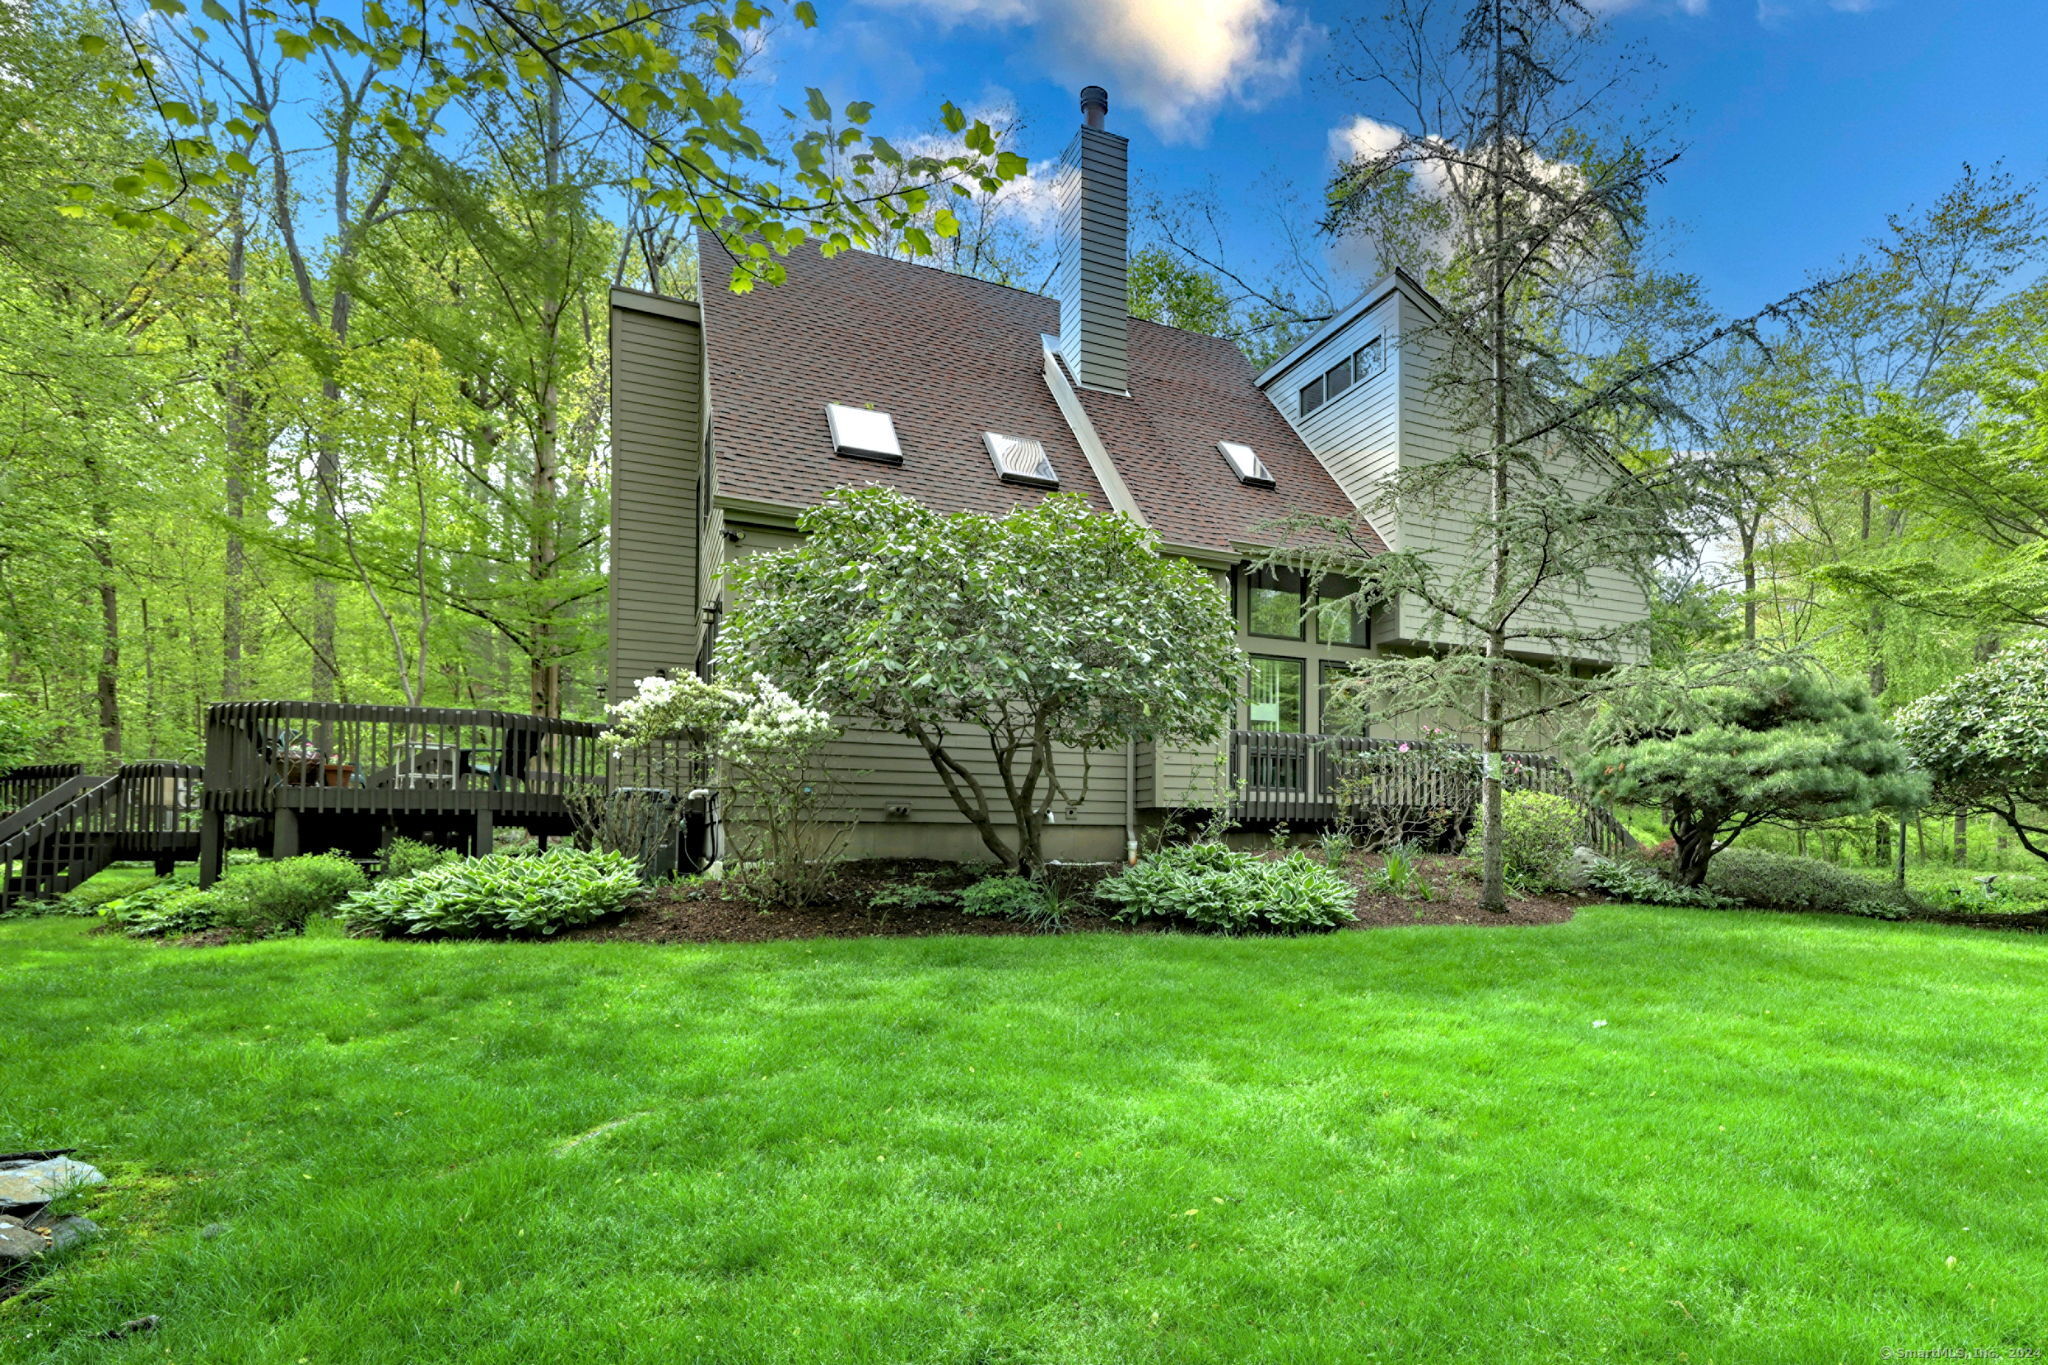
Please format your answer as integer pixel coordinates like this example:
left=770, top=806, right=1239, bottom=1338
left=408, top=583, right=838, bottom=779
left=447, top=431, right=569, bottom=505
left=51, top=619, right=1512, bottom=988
left=754, top=0, right=2048, bottom=314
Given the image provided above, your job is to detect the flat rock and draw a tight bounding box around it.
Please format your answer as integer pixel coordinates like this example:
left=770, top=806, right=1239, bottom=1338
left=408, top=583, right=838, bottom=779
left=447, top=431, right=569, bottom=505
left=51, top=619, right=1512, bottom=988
left=35, top=1215, right=100, bottom=1252
left=0, top=1156, right=106, bottom=1209
left=0, top=1220, right=43, bottom=1266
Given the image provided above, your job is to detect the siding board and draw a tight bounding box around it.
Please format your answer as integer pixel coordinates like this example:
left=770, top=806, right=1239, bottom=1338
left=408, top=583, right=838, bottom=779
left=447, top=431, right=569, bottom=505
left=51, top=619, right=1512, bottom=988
left=608, top=296, right=705, bottom=702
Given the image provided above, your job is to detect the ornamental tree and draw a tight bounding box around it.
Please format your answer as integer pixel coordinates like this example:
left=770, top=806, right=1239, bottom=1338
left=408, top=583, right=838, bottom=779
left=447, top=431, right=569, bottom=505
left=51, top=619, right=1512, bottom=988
left=1895, top=641, right=2048, bottom=866
left=1577, top=666, right=1925, bottom=886
left=721, top=487, right=1242, bottom=872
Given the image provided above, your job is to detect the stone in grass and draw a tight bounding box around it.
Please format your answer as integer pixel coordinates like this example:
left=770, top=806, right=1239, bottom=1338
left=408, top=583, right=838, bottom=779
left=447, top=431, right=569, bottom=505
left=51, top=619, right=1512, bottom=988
left=0, top=1217, right=44, bottom=1266
left=35, top=1215, right=101, bottom=1253
left=0, top=1156, right=107, bottom=1210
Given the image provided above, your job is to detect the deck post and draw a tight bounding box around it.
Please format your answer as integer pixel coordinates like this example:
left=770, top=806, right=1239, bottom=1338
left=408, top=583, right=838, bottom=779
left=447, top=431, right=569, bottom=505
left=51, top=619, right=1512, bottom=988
left=473, top=808, right=494, bottom=856
left=199, top=808, right=224, bottom=887
left=272, top=807, right=300, bottom=859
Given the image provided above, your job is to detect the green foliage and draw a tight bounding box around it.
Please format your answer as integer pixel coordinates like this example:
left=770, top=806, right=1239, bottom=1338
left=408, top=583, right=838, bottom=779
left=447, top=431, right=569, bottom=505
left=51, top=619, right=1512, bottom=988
left=1368, top=843, right=1433, bottom=900
left=0, top=691, right=42, bottom=770
left=208, top=854, right=369, bottom=938
left=1703, top=848, right=1921, bottom=920
left=1126, top=246, right=1235, bottom=339
left=866, top=873, right=960, bottom=917
left=1895, top=640, right=2048, bottom=865
left=68, top=0, right=1026, bottom=269
left=724, top=487, right=1241, bottom=871
left=959, top=875, right=1064, bottom=932
left=341, top=847, right=640, bottom=938
left=1500, top=790, right=1580, bottom=891
left=1579, top=665, right=1925, bottom=885
left=104, top=882, right=220, bottom=937
left=1578, top=855, right=1726, bottom=908
left=381, top=838, right=456, bottom=881
left=1097, top=845, right=1356, bottom=934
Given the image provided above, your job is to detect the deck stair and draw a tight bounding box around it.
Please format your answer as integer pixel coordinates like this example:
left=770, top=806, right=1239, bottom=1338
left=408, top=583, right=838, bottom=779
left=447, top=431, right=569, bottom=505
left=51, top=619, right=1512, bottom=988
left=0, top=763, right=201, bottom=912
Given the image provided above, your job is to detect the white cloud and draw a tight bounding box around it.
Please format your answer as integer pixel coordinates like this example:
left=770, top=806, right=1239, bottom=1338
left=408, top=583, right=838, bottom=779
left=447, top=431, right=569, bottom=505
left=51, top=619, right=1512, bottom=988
left=861, top=0, right=1316, bottom=143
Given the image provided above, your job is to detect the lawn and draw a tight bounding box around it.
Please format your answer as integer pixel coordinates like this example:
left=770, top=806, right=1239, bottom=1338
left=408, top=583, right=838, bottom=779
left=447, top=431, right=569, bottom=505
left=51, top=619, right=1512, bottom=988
left=2, top=908, right=2044, bottom=1363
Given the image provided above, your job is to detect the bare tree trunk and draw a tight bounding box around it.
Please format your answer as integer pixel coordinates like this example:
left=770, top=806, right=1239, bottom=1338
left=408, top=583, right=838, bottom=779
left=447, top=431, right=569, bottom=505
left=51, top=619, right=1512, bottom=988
left=530, top=77, right=565, bottom=718
left=222, top=206, right=253, bottom=702
left=1954, top=812, right=1968, bottom=866
left=81, top=445, right=121, bottom=763
left=1478, top=0, right=1510, bottom=915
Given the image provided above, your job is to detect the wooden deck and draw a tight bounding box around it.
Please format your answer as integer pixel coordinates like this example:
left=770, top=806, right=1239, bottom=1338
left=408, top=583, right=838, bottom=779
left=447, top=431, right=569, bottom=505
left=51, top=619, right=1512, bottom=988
left=1229, top=730, right=1637, bottom=855
left=200, top=701, right=696, bottom=882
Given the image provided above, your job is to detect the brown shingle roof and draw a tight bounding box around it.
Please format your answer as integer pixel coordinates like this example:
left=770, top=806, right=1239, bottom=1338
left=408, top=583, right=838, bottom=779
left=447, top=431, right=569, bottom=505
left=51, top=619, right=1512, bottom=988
left=697, top=234, right=1386, bottom=557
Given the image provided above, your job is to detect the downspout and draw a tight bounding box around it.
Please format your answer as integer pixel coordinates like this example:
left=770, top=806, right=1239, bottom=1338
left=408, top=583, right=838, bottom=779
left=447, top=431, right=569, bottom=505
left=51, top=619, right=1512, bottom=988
left=1125, top=739, right=1139, bottom=865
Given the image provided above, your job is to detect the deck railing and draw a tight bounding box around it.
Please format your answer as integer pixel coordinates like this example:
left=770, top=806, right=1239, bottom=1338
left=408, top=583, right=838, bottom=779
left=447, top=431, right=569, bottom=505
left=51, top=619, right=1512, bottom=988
left=0, top=762, right=202, bottom=909
left=202, top=701, right=692, bottom=819
left=1229, top=730, right=1636, bottom=856
left=0, top=764, right=87, bottom=818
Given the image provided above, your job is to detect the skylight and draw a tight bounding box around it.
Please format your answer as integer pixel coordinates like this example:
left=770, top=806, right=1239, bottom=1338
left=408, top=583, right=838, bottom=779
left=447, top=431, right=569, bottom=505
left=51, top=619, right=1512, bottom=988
left=826, top=403, right=903, bottom=464
left=1218, top=441, right=1275, bottom=488
left=984, top=432, right=1059, bottom=488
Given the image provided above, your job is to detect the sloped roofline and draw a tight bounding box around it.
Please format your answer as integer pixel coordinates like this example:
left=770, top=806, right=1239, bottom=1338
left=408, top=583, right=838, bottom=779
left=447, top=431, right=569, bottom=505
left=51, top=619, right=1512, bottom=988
left=1254, top=266, right=1444, bottom=389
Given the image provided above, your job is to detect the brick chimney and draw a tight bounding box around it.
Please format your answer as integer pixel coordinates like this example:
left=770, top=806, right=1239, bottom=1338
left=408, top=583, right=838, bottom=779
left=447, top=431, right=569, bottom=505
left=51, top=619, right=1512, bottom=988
left=1054, top=85, right=1129, bottom=393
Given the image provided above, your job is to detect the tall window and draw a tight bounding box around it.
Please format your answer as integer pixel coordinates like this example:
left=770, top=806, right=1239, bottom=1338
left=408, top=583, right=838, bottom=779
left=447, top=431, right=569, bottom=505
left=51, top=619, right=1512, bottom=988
left=1248, top=657, right=1304, bottom=732
left=1312, top=574, right=1369, bottom=647
left=1247, top=566, right=1305, bottom=639
left=1320, top=661, right=1369, bottom=737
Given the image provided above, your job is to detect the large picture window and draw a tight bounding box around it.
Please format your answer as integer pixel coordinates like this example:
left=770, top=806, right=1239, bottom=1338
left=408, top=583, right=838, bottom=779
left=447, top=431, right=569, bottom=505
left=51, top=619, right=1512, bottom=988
left=1312, top=574, right=1370, bottom=648
left=1248, top=656, right=1305, bottom=733
left=1320, top=661, right=1369, bottom=737
left=1247, top=566, right=1305, bottom=640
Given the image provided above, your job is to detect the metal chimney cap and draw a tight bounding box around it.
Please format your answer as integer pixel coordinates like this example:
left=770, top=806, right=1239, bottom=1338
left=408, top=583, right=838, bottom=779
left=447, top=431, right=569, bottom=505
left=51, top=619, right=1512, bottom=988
left=1079, top=85, right=1109, bottom=128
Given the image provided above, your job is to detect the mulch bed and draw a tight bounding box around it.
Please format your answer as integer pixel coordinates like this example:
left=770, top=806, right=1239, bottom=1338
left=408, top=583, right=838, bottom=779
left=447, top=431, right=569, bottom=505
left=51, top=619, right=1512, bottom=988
left=563, top=854, right=1584, bottom=945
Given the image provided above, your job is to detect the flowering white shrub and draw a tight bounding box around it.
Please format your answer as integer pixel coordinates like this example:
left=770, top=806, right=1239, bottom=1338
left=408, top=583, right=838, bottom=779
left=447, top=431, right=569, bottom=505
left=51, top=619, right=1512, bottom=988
left=605, top=671, right=847, bottom=904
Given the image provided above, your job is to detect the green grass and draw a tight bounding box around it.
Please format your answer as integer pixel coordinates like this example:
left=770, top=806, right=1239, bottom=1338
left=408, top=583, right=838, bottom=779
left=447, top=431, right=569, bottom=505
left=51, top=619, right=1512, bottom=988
left=3, top=910, right=2045, bottom=1363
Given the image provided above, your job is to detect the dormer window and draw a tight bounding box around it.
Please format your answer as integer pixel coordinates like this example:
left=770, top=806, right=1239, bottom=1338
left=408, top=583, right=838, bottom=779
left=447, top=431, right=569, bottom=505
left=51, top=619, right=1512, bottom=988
left=1353, top=335, right=1386, bottom=382
left=984, top=432, right=1058, bottom=488
left=1218, top=441, right=1275, bottom=488
left=826, top=403, right=903, bottom=464
left=1297, top=335, right=1386, bottom=420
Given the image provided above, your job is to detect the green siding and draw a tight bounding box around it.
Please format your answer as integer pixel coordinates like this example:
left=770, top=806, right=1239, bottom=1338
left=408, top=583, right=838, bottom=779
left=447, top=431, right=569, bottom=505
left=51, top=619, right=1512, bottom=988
left=608, top=291, right=705, bottom=703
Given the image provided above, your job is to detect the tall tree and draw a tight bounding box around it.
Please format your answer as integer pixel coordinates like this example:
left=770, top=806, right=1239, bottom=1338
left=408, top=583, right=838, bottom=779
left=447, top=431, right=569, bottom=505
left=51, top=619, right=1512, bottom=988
left=1306, top=0, right=1782, bottom=911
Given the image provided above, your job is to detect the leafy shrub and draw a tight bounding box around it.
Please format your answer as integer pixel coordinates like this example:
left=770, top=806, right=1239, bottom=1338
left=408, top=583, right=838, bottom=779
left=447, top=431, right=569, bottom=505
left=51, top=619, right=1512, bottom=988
left=381, top=837, right=456, bottom=880
left=209, top=854, right=368, bottom=937
left=1501, top=790, right=1580, bottom=890
left=103, top=881, right=219, bottom=937
left=1368, top=843, right=1432, bottom=900
left=1097, top=844, right=1356, bottom=934
left=1579, top=854, right=1727, bottom=908
left=960, top=875, right=1066, bottom=931
left=867, top=873, right=960, bottom=917
left=1703, top=848, right=1921, bottom=920
left=341, top=846, right=640, bottom=938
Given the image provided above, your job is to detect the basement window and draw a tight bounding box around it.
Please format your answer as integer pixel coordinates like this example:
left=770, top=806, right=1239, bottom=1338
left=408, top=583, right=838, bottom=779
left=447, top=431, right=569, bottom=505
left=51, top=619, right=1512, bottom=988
left=826, top=403, right=903, bottom=464
left=983, top=432, right=1058, bottom=488
left=1218, top=441, right=1275, bottom=488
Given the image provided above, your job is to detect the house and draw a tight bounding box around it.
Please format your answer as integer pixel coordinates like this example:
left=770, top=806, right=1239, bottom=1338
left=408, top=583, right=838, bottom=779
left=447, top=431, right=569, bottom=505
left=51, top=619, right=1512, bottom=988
left=606, top=86, right=1648, bottom=864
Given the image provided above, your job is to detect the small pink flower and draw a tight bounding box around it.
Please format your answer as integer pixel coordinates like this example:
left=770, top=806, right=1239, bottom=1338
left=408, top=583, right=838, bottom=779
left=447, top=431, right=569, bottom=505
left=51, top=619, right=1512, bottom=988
left=1398, top=743, right=1411, bottom=753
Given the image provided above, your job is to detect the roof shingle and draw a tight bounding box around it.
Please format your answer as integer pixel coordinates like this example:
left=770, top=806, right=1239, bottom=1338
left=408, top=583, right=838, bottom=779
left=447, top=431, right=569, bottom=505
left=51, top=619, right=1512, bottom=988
left=696, top=234, right=1387, bottom=557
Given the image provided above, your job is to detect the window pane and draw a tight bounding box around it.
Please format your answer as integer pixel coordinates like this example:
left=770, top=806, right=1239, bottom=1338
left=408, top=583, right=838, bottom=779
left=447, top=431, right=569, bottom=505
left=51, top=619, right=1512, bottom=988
left=1249, top=657, right=1305, bottom=733
left=1353, top=337, right=1385, bottom=381
left=1324, top=356, right=1353, bottom=399
left=1320, top=662, right=1369, bottom=737
left=1313, top=574, right=1369, bottom=647
left=1247, top=567, right=1305, bottom=639
left=1299, top=376, right=1324, bottom=417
